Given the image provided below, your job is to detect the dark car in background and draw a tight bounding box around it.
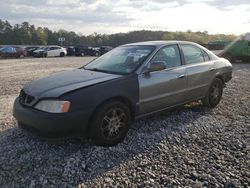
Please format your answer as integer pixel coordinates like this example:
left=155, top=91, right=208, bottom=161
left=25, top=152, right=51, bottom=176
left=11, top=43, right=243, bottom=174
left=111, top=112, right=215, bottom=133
left=13, top=41, right=232, bottom=146
left=25, top=46, right=40, bottom=56
left=75, top=45, right=100, bottom=57
left=99, top=46, right=113, bottom=55
left=65, top=46, right=76, bottom=56
left=0, top=46, right=27, bottom=58
left=32, top=47, right=47, bottom=57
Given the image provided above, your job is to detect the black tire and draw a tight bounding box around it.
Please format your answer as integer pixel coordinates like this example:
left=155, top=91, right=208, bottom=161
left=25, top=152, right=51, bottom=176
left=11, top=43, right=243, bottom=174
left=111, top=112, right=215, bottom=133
left=80, top=52, right=85, bottom=57
left=95, top=52, right=100, bottom=57
left=90, top=101, right=131, bottom=146
left=202, top=78, right=223, bottom=108
left=43, top=53, right=47, bottom=58
left=60, top=52, right=65, bottom=57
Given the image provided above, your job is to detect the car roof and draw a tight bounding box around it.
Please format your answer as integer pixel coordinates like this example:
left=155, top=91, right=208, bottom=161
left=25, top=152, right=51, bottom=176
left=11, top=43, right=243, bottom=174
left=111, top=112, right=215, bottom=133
left=122, top=40, right=199, bottom=47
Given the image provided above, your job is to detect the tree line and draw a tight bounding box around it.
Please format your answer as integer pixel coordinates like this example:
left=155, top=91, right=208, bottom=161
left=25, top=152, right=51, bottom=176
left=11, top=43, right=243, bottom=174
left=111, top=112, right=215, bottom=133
left=0, top=19, right=237, bottom=47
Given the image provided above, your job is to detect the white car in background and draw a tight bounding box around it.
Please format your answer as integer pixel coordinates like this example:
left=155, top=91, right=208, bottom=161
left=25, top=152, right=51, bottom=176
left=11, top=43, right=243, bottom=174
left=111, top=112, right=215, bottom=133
left=33, top=46, right=67, bottom=57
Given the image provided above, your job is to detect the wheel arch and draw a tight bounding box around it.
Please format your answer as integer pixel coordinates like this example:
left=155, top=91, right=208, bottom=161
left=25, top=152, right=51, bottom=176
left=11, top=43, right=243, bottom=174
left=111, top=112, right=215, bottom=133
left=215, top=75, right=224, bottom=84
left=86, top=96, right=135, bottom=134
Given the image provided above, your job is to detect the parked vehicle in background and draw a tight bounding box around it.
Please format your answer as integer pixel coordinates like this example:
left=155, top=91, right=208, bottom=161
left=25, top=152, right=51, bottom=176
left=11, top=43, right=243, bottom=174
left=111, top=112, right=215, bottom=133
left=33, top=46, right=67, bottom=57
left=208, top=33, right=250, bottom=62
left=75, top=45, right=100, bottom=57
left=99, top=46, right=113, bottom=55
left=25, top=46, right=40, bottom=56
left=65, top=46, right=76, bottom=56
left=33, top=47, right=47, bottom=57
left=13, top=41, right=232, bottom=146
left=0, top=46, right=27, bottom=58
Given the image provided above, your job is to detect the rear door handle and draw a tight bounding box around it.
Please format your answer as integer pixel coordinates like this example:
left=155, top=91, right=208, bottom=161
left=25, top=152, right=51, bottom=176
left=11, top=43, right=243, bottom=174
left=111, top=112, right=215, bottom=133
left=178, top=74, right=185, bottom=78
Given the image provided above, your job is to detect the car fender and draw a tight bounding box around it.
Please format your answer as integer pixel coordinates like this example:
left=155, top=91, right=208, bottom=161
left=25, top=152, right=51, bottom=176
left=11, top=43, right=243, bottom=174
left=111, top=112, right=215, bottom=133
left=60, top=74, right=140, bottom=121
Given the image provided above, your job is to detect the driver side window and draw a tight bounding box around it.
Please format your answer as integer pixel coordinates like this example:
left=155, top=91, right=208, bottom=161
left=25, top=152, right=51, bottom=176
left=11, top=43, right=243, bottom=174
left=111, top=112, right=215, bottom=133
left=151, top=45, right=181, bottom=68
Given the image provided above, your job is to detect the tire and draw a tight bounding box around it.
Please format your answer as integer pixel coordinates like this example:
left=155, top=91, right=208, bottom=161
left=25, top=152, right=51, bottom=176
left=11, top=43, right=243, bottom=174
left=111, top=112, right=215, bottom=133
left=19, top=54, right=25, bottom=58
left=80, top=52, right=85, bottom=57
left=202, top=78, right=223, bottom=108
left=60, top=52, right=65, bottom=57
left=90, top=101, right=131, bottom=146
left=43, top=53, right=47, bottom=58
left=95, top=52, right=100, bottom=57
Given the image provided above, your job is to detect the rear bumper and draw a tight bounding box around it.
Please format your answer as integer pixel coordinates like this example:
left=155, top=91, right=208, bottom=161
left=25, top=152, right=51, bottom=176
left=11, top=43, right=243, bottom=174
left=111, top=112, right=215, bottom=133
left=13, top=98, right=89, bottom=138
left=224, top=71, right=232, bottom=83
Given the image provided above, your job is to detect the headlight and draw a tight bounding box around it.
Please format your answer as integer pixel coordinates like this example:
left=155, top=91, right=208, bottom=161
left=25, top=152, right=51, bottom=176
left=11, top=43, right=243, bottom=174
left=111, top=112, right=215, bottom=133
left=35, top=100, right=71, bottom=113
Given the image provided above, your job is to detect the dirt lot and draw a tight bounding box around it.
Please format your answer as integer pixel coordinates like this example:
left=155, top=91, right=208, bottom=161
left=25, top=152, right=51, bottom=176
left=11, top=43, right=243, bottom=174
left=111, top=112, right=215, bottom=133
left=0, top=57, right=249, bottom=187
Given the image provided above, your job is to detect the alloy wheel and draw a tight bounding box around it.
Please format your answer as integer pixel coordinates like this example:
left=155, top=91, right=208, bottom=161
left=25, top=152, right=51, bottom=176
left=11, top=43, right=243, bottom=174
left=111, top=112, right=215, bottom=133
left=100, top=108, right=126, bottom=140
left=209, top=81, right=222, bottom=105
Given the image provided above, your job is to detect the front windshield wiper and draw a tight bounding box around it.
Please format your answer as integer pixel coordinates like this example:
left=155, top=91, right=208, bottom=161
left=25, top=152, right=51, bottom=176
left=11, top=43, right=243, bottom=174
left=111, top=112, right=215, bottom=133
left=84, top=67, right=123, bottom=75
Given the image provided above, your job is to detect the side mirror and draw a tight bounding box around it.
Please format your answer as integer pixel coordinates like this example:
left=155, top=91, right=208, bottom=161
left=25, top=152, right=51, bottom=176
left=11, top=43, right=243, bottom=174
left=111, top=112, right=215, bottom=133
left=143, top=61, right=166, bottom=74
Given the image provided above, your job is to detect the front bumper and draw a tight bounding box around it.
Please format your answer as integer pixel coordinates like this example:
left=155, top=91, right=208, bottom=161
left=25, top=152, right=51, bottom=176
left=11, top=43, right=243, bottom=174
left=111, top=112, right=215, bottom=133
left=13, top=98, right=89, bottom=138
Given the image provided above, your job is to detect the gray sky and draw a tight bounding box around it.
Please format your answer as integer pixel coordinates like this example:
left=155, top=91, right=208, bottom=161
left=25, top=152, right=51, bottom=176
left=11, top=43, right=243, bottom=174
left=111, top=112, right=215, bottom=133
left=0, top=0, right=249, bottom=35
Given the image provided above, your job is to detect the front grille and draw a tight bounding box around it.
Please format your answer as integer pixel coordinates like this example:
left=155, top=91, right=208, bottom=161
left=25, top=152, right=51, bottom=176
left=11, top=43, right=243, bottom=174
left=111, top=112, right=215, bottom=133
left=19, top=90, right=35, bottom=105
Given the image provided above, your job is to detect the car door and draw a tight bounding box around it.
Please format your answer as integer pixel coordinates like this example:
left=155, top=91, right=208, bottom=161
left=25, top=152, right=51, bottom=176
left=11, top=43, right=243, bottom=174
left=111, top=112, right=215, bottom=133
left=138, top=44, right=187, bottom=115
left=47, top=47, right=57, bottom=57
left=46, top=47, right=52, bottom=57
left=53, top=47, right=61, bottom=56
left=180, top=44, right=216, bottom=101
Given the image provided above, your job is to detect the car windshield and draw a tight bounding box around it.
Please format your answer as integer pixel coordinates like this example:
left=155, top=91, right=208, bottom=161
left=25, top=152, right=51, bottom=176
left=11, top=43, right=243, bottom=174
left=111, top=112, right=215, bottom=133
left=84, top=45, right=155, bottom=75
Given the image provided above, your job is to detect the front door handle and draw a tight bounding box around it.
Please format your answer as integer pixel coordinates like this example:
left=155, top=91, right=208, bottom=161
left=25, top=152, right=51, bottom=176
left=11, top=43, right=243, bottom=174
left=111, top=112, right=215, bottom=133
left=178, top=74, right=185, bottom=78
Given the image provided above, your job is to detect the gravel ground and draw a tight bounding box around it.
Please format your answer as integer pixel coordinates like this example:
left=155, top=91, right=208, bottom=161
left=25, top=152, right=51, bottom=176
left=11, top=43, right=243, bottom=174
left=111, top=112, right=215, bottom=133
left=0, top=57, right=249, bottom=187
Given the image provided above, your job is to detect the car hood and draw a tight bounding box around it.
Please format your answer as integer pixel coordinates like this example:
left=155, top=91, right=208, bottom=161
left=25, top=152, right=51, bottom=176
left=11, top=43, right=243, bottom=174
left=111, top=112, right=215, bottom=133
left=23, top=69, right=122, bottom=98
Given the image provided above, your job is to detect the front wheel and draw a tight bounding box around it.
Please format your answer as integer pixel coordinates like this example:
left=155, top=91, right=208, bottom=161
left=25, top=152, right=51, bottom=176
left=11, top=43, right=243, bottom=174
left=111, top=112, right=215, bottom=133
left=202, top=78, right=223, bottom=108
left=90, top=101, right=131, bottom=146
left=43, top=53, right=47, bottom=58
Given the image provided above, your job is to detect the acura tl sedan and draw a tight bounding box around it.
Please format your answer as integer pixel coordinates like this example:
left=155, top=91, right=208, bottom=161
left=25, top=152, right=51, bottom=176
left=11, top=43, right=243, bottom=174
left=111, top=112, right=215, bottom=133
left=13, top=41, right=232, bottom=146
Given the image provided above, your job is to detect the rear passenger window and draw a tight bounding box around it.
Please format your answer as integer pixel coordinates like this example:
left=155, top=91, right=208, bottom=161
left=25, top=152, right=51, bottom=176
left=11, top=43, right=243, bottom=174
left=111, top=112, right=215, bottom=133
left=202, top=50, right=210, bottom=61
left=151, top=44, right=181, bottom=68
left=181, top=45, right=204, bottom=64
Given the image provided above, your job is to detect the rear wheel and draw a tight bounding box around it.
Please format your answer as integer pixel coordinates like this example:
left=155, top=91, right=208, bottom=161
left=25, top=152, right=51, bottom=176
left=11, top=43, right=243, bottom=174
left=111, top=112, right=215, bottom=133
left=202, top=78, right=223, bottom=108
left=60, top=52, right=65, bottom=57
left=95, top=52, right=100, bottom=56
left=80, top=52, right=85, bottom=57
left=19, top=54, right=25, bottom=58
left=90, top=101, right=131, bottom=146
